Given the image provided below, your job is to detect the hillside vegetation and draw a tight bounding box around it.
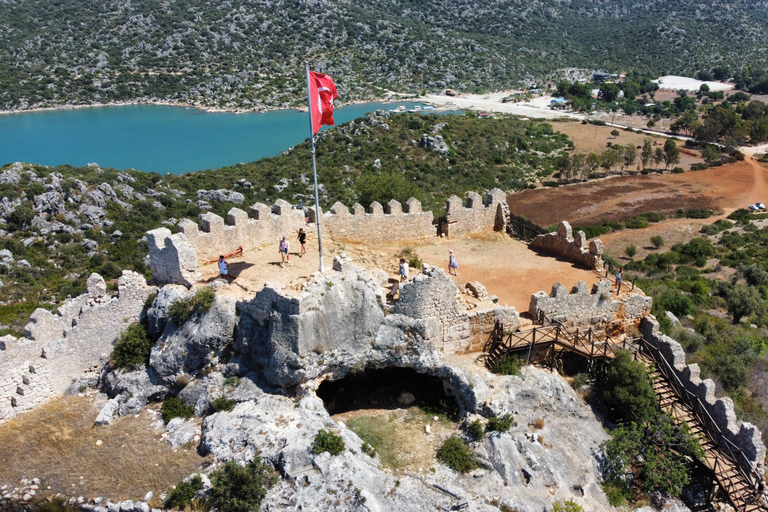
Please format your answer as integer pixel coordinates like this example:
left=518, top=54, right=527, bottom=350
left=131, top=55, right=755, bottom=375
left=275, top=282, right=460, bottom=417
left=2, top=0, right=768, bottom=110
left=0, top=113, right=567, bottom=332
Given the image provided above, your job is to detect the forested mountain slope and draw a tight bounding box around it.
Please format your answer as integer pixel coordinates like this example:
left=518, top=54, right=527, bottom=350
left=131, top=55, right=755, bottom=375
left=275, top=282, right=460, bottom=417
left=2, top=0, right=768, bottom=111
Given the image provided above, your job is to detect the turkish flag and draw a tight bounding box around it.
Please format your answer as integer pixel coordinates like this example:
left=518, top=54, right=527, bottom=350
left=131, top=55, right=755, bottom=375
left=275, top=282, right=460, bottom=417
left=309, top=71, right=338, bottom=134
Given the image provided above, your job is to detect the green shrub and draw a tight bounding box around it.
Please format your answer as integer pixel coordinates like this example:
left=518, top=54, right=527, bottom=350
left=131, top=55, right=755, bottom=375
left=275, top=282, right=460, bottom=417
left=169, top=287, right=216, bottom=325
left=671, top=167, right=685, bottom=174
left=164, top=475, right=203, bottom=510
left=467, top=419, right=485, bottom=441
left=598, top=349, right=656, bottom=423
left=570, top=373, right=590, bottom=390
left=223, top=376, right=241, bottom=387
left=111, top=322, right=152, bottom=369
left=209, top=458, right=278, bottom=512
left=679, top=208, right=714, bottom=219
left=624, top=216, right=649, bottom=229
left=650, top=235, right=664, bottom=249
left=641, top=211, right=665, bottom=223
left=212, top=396, right=237, bottom=412
left=486, top=414, right=516, bottom=433
left=397, top=246, right=422, bottom=271
left=311, top=429, right=345, bottom=456
left=690, top=162, right=709, bottom=171
left=551, top=500, right=584, bottom=512
left=602, top=482, right=630, bottom=506
left=161, top=397, right=195, bottom=424
left=659, top=291, right=695, bottom=317
left=624, top=245, right=637, bottom=259
left=492, top=354, right=522, bottom=376
left=143, top=291, right=157, bottom=312
left=436, top=435, right=477, bottom=473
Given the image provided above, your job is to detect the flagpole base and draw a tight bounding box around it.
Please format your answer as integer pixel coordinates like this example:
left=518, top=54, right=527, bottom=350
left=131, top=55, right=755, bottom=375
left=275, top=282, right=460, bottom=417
left=318, top=256, right=325, bottom=273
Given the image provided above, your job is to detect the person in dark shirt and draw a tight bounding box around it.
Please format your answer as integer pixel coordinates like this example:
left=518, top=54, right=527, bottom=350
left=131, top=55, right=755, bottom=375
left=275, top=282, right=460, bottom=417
left=298, top=228, right=307, bottom=257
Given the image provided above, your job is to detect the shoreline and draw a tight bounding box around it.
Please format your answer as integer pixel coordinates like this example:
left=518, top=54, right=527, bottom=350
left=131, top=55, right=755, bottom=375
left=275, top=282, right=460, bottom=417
left=0, top=93, right=429, bottom=117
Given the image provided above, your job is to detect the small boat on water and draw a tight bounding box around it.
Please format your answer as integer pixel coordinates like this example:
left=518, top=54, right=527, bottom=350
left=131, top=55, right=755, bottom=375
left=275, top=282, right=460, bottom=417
left=389, top=105, right=406, bottom=113
left=421, top=105, right=435, bottom=110
left=408, top=105, right=423, bottom=113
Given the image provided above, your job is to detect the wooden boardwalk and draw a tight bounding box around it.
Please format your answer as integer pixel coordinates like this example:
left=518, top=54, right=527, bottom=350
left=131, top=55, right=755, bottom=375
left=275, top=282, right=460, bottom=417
left=483, top=321, right=767, bottom=511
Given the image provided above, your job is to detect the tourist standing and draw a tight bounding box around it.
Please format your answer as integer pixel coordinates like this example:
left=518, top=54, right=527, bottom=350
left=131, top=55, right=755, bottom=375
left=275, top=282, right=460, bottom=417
left=448, top=250, right=458, bottom=276
left=218, top=255, right=230, bottom=284
left=616, top=267, right=623, bottom=295
left=279, top=236, right=290, bottom=268
left=399, top=258, right=409, bottom=282
left=298, top=228, right=307, bottom=257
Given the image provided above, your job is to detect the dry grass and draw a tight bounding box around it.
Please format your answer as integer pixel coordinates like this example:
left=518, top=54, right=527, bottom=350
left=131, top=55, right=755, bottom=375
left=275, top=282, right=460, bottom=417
left=0, top=396, right=209, bottom=501
left=338, top=406, right=457, bottom=473
left=533, top=418, right=546, bottom=430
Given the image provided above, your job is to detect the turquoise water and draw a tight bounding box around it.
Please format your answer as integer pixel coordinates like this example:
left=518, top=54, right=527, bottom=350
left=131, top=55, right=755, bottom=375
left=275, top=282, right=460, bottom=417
left=0, top=102, right=457, bottom=174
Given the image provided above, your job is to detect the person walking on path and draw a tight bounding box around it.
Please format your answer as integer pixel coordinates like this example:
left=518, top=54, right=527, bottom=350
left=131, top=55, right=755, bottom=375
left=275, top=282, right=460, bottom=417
left=399, top=258, right=409, bottom=282
left=615, top=267, right=623, bottom=295
left=448, top=250, right=459, bottom=276
left=298, top=228, right=307, bottom=257
left=218, top=255, right=230, bottom=284
left=279, top=236, right=290, bottom=268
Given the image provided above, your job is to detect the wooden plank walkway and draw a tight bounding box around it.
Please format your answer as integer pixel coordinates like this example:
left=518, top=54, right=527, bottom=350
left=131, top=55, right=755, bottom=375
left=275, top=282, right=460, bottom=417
left=483, top=321, right=767, bottom=511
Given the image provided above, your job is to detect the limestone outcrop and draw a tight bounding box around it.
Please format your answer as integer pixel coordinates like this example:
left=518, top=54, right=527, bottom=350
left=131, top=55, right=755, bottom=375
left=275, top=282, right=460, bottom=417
left=529, top=221, right=604, bottom=270
left=234, top=258, right=519, bottom=388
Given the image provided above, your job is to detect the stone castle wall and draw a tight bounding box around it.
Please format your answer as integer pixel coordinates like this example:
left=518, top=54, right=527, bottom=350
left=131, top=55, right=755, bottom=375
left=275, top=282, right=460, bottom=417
left=529, top=279, right=652, bottom=331
left=147, top=190, right=513, bottom=286
left=0, top=272, right=154, bottom=423
left=529, top=221, right=604, bottom=271
left=640, top=317, right=766, bottom=474
left=441, top=189, right=508, bottom=237
left=316, top=198, right=434, bottom=245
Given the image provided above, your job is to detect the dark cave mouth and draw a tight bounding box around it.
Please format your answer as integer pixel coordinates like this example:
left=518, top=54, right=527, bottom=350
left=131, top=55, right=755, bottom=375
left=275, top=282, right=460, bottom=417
left=316, top=367, right=458, bottom=416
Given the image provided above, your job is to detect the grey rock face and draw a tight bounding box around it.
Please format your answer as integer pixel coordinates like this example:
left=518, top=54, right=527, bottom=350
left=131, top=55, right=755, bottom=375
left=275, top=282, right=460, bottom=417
left=195, top=189, right=245, bottom=204
left=418, top=133, right=450, bottom=155
left=164, top=418, right=199, bottom=448
left=178, top=373, right=225, bottom=415
left=145, top=285, right=187, bottom=340
left=87, top=273, right=108, bottom=299
left=150, top=294, right=237, bottom=382
left=103, top=367, right=168, bottom=416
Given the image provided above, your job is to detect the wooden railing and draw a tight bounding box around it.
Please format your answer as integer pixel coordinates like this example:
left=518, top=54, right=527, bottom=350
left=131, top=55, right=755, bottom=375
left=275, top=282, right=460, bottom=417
left=484, top=314, right=765, bottom=510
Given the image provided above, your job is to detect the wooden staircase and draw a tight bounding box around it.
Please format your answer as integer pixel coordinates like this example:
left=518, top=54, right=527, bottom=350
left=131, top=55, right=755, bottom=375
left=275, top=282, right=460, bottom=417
left=638, top=351, right=766, bottom=511
left=483, top=319, right=767, bottom=511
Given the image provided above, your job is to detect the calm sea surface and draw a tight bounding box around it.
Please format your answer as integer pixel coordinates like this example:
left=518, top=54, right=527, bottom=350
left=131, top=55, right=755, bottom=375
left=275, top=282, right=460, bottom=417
left=0, top=102, right=458, bottom=174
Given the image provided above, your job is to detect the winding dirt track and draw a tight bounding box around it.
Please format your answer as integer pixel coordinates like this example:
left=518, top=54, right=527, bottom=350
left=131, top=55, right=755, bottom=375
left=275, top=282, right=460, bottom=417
left=508, top=158, right=768, bottom=228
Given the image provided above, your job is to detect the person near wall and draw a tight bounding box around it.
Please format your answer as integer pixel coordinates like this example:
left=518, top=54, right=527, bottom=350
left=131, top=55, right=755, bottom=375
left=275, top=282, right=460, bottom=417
left=448, top=250, right=459, bottom=276
left=298, top=228, right=307, bottom=257
left=399, top=258, right=409, bottom=282
left=218, top=255, right=230, bottom=284
left=279, top=236, right=290, bottom=268
left=616, top=267, right=623, bottom=295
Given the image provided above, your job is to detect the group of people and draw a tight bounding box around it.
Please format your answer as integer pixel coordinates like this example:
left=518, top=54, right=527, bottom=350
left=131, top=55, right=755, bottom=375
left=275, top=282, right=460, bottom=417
left=219, top=229, right=464, bottom=285
left=217, top=229, right=309, bottom=282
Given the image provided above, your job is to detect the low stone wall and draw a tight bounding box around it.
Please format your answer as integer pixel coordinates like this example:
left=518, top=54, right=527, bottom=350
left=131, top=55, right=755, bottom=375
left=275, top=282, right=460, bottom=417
left=529, top=280, right=652, bottom=331
left=441, top=189, right=508, bottom=237
left=640, top=317, right=766, bottom=474
left=529, top=221, right=604, bottom=271
left=146, top=229, right=200, bottom=287
left=314, top=197, right=434, bottom=245
left=0, top=272, right=154, bottom=423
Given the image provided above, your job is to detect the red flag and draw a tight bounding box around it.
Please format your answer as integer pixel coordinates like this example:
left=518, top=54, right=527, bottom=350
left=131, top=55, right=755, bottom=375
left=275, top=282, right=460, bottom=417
left=309, top=71, right=338, bottom=134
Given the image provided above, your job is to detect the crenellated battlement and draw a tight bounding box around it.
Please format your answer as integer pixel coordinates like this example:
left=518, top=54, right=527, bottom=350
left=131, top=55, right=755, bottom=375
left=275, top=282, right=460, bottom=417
left=441, top=188, right=508, bottom=237
left=529, top=279, right=652, bottom=330
left=310, top=196, right=435, bottom=245
left=640, top=317, right=766, bottom=474
left=147, top=191, right=516, bottom=286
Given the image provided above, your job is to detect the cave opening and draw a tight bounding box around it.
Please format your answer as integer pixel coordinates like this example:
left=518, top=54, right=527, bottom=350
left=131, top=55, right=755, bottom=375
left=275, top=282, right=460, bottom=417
left=316, top=367, right=457, bottom=416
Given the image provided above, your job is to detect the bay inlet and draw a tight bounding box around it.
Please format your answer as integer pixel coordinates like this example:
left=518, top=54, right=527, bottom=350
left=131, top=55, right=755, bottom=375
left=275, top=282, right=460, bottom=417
left=0, top=102, right=459, bottom=174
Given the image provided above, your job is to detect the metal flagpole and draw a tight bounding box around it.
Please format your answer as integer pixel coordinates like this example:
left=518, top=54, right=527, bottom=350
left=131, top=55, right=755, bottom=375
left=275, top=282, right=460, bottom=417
left=305, top=63, right=325, bottom=272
